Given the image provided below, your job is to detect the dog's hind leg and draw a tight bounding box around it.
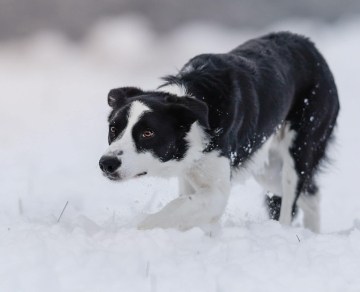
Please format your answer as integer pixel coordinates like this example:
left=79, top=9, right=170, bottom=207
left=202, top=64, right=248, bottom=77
left=278, top=125, right=324, bottom=231
left=297, top=189, right=320, bottom=233
left=278, top=133, right=299, bottom=227
left=251, top=145, right=290, bottom=222
left=283, top=83, right=338, bottom=232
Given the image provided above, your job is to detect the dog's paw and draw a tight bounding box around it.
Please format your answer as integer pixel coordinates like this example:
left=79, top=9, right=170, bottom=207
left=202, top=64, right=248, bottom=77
left=137, top=207, right=194, bottom=231
left=137, top=212, right=191, bottom=230
left=137, top=195, right=216, bottom=231
left=137, top=213, right=176, bottom=230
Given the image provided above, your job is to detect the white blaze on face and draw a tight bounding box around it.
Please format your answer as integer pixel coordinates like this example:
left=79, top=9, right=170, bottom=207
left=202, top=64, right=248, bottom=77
left=104, top=101, right=151, bottom=179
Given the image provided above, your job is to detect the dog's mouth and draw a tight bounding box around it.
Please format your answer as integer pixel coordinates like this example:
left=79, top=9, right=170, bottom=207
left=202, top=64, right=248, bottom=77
left=103, top=171, right=147, bottom=181
left=134, top=172, right=147, bottom=178
left=104, top=173, right=121, bottom=181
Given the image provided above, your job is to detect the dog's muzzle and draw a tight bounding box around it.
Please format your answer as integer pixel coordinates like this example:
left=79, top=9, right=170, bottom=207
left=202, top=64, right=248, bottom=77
left=99, top=156, right=121, bottom=174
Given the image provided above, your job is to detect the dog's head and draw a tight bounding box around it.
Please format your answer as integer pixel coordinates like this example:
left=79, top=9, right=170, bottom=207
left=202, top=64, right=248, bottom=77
left=99, top=87, right=209, bottom=181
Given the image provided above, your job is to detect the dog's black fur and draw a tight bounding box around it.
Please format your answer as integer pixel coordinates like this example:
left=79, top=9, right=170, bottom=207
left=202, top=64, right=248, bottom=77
left=101, top=32, right=339, bottom=226
left=160, top=32, right=339, bottom=213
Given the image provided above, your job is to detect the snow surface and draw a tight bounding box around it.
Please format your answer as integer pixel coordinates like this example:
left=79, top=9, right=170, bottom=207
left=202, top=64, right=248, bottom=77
left=0, top=15, right=360, bottom=291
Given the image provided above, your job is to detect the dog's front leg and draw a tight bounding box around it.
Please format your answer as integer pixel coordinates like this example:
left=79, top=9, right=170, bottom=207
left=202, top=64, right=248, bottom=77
left=138, top=153, right=231, bottom=231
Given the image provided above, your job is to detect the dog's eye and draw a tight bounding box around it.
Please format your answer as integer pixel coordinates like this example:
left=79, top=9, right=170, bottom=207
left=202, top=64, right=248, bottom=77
left=143, top=129, right=154, bottom=138
left=110, top=126, right=117, bottom=133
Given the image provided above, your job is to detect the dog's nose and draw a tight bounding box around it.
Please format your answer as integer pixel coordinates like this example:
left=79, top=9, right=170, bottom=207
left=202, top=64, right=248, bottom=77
left=99, top=156, right=121, bottom=174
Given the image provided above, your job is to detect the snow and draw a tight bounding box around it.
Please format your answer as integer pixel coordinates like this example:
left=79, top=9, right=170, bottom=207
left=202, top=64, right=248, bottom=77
left=1, top=15, right=360, bottom=291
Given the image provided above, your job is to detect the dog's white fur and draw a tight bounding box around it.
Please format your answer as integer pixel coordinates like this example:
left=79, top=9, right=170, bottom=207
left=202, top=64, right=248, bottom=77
left=297, top=191, right=320, bottom=232
left=138, top=151, right=231, bottom=230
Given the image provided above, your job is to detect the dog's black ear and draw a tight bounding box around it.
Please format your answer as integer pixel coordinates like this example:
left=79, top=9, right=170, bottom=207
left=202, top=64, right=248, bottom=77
left=167, top=96, right=210, bottom=129
left=108, top=87, right=144, bottom=108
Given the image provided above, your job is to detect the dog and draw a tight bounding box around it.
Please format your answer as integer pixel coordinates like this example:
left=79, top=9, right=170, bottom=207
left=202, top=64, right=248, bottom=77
left=99, top=32, right=339, bottom=232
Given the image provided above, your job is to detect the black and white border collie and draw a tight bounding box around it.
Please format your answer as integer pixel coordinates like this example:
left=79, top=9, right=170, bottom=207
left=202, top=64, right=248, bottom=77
left=99, top=32, right=339, bottom=232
